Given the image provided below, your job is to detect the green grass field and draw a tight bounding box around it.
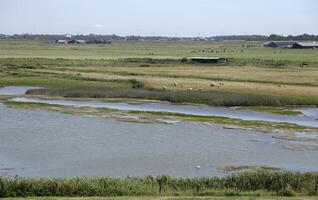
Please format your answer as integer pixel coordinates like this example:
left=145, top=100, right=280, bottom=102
left=1, top=40, right=318, bottom=62
left=1, top=40, right=318, bottom=107
left=3, top=197, right=318, bottom=200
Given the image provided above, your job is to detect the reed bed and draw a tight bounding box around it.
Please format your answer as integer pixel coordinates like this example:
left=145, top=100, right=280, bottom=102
left=26, top=88, right=314, bottom=107
left=1, top=172, right=318, bottom=197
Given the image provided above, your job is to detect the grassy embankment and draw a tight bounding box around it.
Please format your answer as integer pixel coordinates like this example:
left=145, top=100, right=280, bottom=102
left=1, top=172, right=318, bottom=198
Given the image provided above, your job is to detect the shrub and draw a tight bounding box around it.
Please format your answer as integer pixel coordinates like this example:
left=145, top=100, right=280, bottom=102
left=130, top=79, right=145, bottom=89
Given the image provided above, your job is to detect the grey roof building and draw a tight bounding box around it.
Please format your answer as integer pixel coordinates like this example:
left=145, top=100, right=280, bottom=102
left=264, top=41, right=318, bottom=49
left=55, top=40, right=68, bottom=44
left=264, top=41, right=297, bottom=48
left=292, top=42, right=318, bottom=49
left=68, top=39, right=86, bottom=44
left=191, top=57, right=226, bottom=63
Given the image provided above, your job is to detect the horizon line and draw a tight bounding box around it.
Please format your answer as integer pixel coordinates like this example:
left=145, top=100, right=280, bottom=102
left=1, top=33, right=317, bottom=38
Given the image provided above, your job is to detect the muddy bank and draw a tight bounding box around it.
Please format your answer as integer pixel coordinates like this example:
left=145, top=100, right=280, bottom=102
left=10, top=97, right=318, bottom=128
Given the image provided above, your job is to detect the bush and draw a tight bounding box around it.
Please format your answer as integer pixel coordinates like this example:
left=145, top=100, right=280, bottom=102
left=181, top=57, right=188, bottom=63
left=277, top=185, right=296, bottom=196
left=130, top=79, right=145, bottom=89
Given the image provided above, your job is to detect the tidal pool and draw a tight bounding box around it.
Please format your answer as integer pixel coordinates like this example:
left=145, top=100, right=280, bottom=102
left=0, top=103, right=317, bottom=178
left=0, top=86, right=42, bottom=96
left=2, top=86, right=318, bottom=128
left=297, top=107, right=318, bottom=118
left=11, top=97, right=318, bottom=128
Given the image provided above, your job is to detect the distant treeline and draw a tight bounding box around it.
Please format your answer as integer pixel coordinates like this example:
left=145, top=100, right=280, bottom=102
left=1, top=34, right=318, bottom=41
left=0, top=34, right=123, bottom=41
left=268, top=34, right=318, bottom=41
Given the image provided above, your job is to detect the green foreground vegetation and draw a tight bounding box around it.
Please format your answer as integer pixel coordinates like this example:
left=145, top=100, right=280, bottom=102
left=2, top=197, right=318, bottom=200
left=1, top=172, right=318, bottom=198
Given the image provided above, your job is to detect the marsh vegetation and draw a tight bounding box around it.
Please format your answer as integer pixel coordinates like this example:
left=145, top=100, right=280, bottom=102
left=1, top=41, right=318, bottom=107
left=1, top=172, right=318, bottom=197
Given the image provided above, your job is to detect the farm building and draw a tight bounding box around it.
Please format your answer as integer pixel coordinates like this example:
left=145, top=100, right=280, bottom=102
left=67, top=39, right=86, bottom=44
left=264, top=41, right=297, bottom=48
left=55, top=40, right=68, bottom=44
left=191, top=57, right=226, bottom=63
left=292, top=42, right=318, bottom=49
left=264, top=41, right=318, bottom=49
left=55, top=39, right=86, bottom=44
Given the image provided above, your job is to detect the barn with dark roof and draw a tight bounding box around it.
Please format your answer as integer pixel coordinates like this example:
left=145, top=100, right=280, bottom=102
left=264, top=41, right=297, bottom=48
left=292, top=42, right=318, bottom=49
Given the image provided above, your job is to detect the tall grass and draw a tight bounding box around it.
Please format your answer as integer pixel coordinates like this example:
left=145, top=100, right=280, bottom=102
left=0, top=172, right=317, bottom=197
left=26, top=88, right=318, bottom=106
left=1, top=57, right=315, bottom=70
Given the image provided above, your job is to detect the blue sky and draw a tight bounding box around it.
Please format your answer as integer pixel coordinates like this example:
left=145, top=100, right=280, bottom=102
left=1, top=0, right=317, bottom=36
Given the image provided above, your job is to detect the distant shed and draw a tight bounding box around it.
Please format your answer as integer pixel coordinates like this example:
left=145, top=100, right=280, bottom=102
left=191, top=57, right=226, bottom=64
left=264, top=41, right=297, bottom=48
left=68, top=39, right=86, bottom=44
left=55, top=40, right=68, bottom=44
left=292, top=42, right=318, bottom=49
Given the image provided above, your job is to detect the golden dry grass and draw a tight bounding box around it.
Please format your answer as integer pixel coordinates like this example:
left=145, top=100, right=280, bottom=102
left=54, top=65, right=318, bottom=85
left=29, top=65, right=318, bottom=99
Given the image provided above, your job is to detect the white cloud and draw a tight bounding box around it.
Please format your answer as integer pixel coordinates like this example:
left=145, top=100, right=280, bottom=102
left=94, top=24, right=104, bottom=28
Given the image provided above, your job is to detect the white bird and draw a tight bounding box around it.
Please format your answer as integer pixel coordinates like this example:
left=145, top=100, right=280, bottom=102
left=196, top=165, right=201, bottom=169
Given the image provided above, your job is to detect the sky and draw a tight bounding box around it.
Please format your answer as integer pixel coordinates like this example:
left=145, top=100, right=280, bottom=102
left=0, top=0, right=317, bottom=37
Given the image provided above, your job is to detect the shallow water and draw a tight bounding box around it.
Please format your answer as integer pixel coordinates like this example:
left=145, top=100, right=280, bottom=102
left=295, top=132, right=318, bottom=140
left=0, top=103, right=318, bottom=178
left=297, top=107, right=318, bottom=118
left=11, top=97, right=318, bottom=128
left=0, top=86, right=42, bottom=95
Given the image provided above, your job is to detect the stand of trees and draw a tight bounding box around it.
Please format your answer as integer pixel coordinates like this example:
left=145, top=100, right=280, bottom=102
left=268, top=34, right=318, bottom=41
